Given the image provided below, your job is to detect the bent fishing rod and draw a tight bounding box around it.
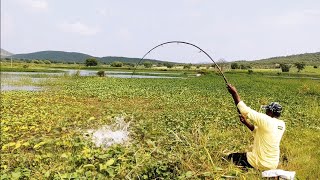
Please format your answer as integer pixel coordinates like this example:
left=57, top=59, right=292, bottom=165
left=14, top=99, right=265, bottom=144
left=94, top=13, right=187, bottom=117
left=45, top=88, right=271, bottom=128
left=131, top=41, right=228, bottom=84
left=132, top=41, right=242, bottom=115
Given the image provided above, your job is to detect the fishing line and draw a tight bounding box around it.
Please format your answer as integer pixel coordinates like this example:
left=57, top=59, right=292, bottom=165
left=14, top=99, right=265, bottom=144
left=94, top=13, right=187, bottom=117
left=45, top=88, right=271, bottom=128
left=131, top=41, right=229, bottom=84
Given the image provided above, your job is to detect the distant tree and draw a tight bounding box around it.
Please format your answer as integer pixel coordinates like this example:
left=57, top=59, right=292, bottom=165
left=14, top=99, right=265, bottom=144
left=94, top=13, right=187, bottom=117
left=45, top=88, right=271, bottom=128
left=85, top=58, right=98, bottom=66
left=280, top=64, right=291, bottom=72
left=231, top=62, right=239, bottom=69
left=111, top=61, right=123, bottom=67
left=183, top=63, right=192, bottom=69
left=125, top=63, right=135, bottom=67
left=31, top=60, right=40, bottom=64
left=156, top=63, right=163, bottom=67
left=240, top=64, right=247, bottom=69
left=217, top=58, right=228, bottom=71
left=143, top=61, right=153, bottom=68
left=44, top=60, right=51, bottom=64
left=163, top=62, right=174, bottom=68
left=275, top=64, right=281, bottom=69
left=294, top=62, right=305, bottom=72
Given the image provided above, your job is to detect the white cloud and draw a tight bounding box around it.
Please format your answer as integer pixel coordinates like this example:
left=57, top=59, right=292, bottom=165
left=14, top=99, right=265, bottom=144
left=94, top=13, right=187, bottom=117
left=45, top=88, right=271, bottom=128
left=116, top=28, right=132, bottom=41
left=21, top=0, right=48, bottom=11
left=263, top=9, right=320, bottom=26
left=1, top=13, right=14, bottom=41
left=58, top=22, right=101, bottom=36
left=97, top=9, right=107, bottom=17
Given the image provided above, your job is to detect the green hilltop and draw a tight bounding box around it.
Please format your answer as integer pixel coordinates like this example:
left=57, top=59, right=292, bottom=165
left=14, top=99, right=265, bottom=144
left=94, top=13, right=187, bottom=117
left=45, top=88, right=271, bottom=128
left=11, top=51, right=94, bottom=63
left=251, top=52, right=320, bottom=65
left=9, top=50, right=170, bottom=64
left=5, top=49, right=320, bottom=66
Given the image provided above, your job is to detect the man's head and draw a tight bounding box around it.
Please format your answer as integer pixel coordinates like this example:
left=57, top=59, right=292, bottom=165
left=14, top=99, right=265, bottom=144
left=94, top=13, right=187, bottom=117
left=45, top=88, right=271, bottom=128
left=263, top=102, right=282, bottom=118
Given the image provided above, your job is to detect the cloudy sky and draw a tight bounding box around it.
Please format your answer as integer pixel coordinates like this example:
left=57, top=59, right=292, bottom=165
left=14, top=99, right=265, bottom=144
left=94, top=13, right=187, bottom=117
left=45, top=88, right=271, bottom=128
left=1, top=0, right=320, bottom=63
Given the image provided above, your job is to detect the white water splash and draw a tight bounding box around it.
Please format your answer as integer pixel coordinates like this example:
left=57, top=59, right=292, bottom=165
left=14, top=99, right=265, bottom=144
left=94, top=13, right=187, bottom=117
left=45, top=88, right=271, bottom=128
left=86, top=116, right=130, bottom=148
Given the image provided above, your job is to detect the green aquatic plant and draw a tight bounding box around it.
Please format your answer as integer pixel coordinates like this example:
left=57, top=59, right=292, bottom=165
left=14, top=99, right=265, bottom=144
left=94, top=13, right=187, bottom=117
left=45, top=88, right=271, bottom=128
left=1, top=74, right=319, bottom=179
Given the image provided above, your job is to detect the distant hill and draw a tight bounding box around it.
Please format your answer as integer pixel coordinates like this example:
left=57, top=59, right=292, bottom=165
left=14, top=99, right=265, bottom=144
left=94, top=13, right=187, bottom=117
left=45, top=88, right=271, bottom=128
left=6, top=49, right=320, bottom=66
left=99, top=56, right=171, bottom=64
left=8, top=50, right=173, bottom=64
left=11, top=51, right=94, bottom=63
left=1, top=48, right=14, bottom=57
left=242, top=52, right=320, bottom=66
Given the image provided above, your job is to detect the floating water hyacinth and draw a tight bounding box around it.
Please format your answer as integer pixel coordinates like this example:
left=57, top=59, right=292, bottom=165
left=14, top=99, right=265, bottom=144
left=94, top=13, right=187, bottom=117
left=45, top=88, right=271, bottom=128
left=86, top=116, right=130, bottom=148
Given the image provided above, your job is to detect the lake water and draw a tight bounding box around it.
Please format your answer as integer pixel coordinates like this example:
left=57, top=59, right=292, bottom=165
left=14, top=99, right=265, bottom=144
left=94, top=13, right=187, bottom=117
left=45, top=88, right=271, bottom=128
left=59, top=69, right=181, bottom=77
left=1, top=70, right=182, bottom=91
left=1, top=85, right=43, bottom=91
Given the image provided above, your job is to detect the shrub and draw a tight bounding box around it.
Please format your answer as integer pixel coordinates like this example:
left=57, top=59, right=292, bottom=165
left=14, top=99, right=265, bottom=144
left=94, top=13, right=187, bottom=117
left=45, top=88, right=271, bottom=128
left=164, top=62, right=174, bottom=68
left=125, top=63, right=135, bottom=67
left=143, top=61, right=153, bottom=68
left=44, top=60, right=51, bottom=64
left=75, top=70, right=80, bottom=77
left=111, top=61, right=123, bottom=67
left=231, top=63, right=239, bottom=69
left=85, top=58, right=98, bottom=66
left=97, top=71, right=105, bottom=77
left=183, top=63, right=192, bottom=69
left=156, top=63, right=163, bottom=67
left=31, top=60, right=40, bottom=64
left=197, top=69, right=213, bottom=75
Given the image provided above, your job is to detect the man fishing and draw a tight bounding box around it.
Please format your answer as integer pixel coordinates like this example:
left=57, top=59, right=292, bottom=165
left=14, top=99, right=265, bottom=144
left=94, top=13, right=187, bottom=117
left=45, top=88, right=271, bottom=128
left=226, top=84, right=286, bottom=170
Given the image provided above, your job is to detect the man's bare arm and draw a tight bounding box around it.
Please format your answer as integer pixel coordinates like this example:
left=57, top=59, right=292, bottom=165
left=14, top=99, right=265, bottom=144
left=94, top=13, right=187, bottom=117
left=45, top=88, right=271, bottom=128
left=239, top=115, right=255, bottom=131
left=227, top=84, right=254, bottom=131
left=227, top=84, right=240, bottom=106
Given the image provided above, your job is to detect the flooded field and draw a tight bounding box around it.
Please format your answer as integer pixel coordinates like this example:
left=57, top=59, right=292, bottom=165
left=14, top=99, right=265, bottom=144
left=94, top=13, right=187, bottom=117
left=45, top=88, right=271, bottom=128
left=0, top=70, right=183, bottom=91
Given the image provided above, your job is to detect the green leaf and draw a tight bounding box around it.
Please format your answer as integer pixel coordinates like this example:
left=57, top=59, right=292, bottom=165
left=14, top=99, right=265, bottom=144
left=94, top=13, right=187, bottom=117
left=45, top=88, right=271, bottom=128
left=105, top=159, right=115, bottom=166
left=14, top=142, right=21, bottom=150
left=11, top=171, right=21, bottom=180
left=44, top=171, right=51, bottom=178
left=99, top=163, right=107, bottom=171
left=22, top=142, right=30, bottom=147
left=106, top=168, right=114, bottom=177
left=33, top=141, right=46, bottom=149
left=185, top=171, right=193, bottom=178
left=214, top=166, right=223, bottom=171
left=60, top=153, right=69, bottom=159
left=83, top=164, right=95, bottom=170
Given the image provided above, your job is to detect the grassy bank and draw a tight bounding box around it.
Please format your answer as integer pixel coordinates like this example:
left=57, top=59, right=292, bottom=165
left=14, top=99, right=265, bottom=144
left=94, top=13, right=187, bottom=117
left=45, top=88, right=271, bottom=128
left=1, top=73, right=319, bottom=179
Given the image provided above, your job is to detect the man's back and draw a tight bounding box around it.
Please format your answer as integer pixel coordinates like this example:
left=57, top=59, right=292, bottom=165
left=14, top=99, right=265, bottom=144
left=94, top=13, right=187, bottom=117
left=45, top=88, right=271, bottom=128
left=237, top=101, right=286, bottom=170
left=248, top=117, right=285, bottom=170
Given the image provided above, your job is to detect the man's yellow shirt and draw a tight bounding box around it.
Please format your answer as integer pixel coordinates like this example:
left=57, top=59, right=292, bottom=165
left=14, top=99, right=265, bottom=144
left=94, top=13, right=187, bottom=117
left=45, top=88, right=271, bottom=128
left=237, top=101, right=286, bottom=170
